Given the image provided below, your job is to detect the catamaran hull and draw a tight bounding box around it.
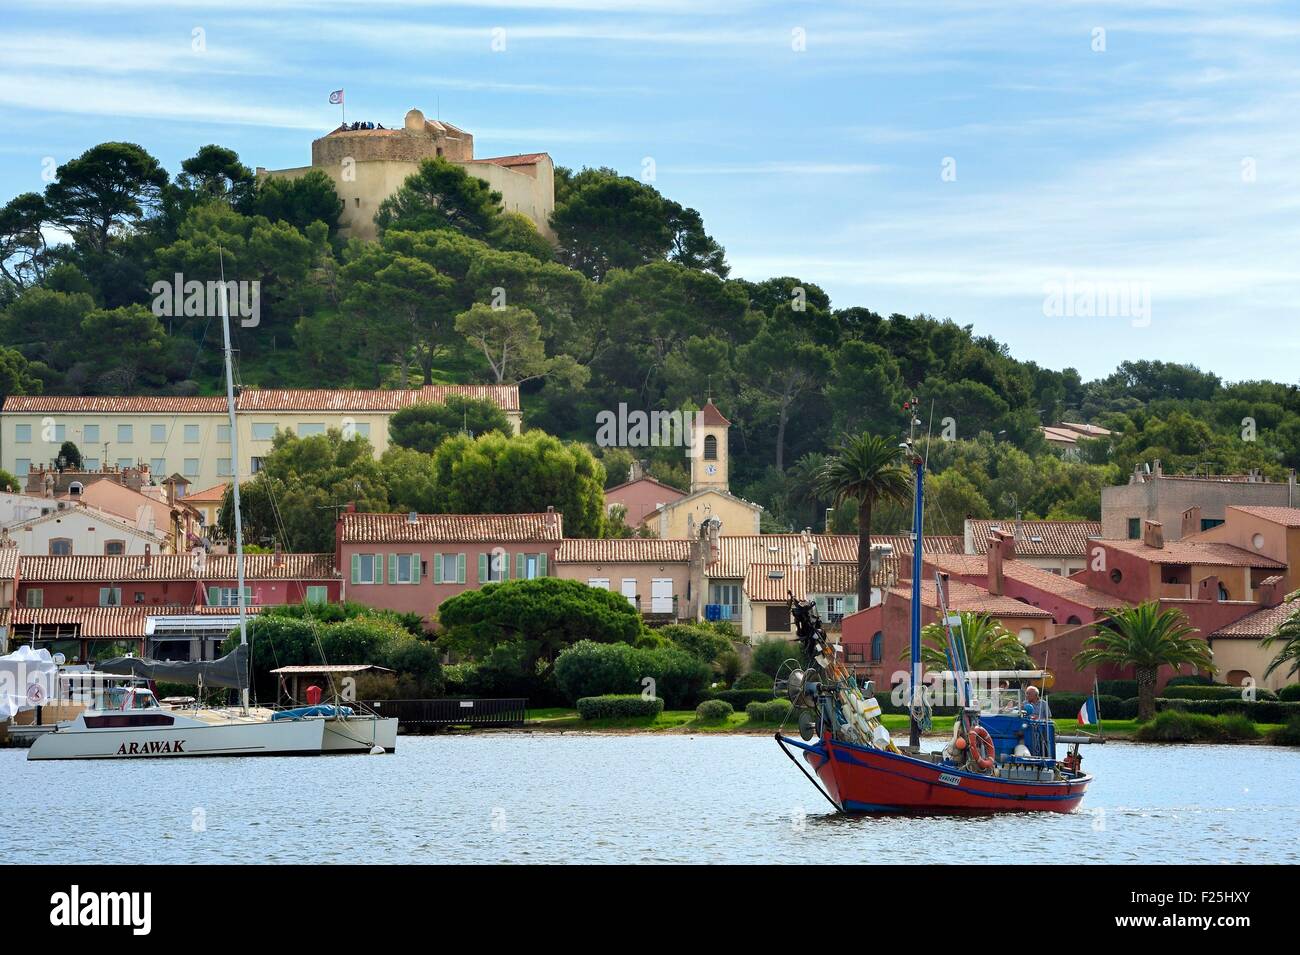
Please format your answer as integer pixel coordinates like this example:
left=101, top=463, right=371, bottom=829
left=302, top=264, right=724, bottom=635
left=782, top=736, right=1091, bottom=814
left=321, top=716, right=398, bottom=753
left=27, top=717, right=327, bottom=760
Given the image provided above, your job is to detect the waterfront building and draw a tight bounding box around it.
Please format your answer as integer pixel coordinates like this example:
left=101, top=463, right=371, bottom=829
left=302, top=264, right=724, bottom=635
left=963, top=518, right=1102, bottom=576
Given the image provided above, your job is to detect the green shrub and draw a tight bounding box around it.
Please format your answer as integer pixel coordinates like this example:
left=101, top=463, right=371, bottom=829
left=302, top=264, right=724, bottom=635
left=717, top=650, right=742, bottom=686
left=1135, top=711, right=1228, bottom=742
left=1277, top=684, right=1300, bottom=702
left=1097, top=679, right=1138, bottom=699
left=1218, top=714, right=1261, bottom=741
left=576, top=695, right=664, bottom=720
left=1156, top=698, right=1300, bottom=722
left=706, top=688, right=776, bottom=708
left=751, top=639, right=799, bottom=677
left=745, top=699, right=793, bottom=724
left=1161, top=684, right=1276, bottom=702
left=694, top=699, right=734, bottom=722
left=1044, top=693, right=1127, bottom=720
left=735, top=671, right=773, bottom=690
left=661, top=623, right=732, bottom=663
left=554, top=640, right=710, bottom=708
left=1268, top=715, right=1300, bottom=746
left=1165, top=674, right=1214, bottom=687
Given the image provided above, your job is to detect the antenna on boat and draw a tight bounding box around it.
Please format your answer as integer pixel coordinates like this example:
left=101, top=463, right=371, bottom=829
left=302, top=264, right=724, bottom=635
left=218, top=249, right=250, bottom=715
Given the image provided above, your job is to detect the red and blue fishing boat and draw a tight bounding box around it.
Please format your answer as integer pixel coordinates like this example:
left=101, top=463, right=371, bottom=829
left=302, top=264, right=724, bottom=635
left=774, top=430, right=1098, bottom=814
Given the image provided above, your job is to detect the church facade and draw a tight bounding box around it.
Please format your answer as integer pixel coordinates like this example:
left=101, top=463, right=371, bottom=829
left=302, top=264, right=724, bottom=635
left=259, top=108, right=555, bottom=242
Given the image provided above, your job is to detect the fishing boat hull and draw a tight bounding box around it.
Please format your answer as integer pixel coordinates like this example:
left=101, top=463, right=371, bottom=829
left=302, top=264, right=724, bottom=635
left=781, top=735, right=1091, bottom=814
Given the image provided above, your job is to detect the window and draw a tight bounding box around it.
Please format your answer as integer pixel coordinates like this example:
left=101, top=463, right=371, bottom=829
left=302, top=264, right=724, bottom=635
left=150, top=458, right=166, bottom=475
left=184, top=424, right=200, bottom=443
left=1067, top=615, right=1082, bottom=626
left=1017, top=628, right=1036, bottom=646
left=481, top=551, right=508, bottom=583
left=516, top=552, right=546, bottom=580
left=15, top=458, right=30, bottom=476
left=390, top=552, right=419, bottom=584
left=209, top=586, right=252, bottom=607
left=25, top=589, right=43, bottom=608
left=352, top=553, right=382, bottom=585
left=217, top=458, right=232, bottom=476
left=99, top=587, right=122, bottom=607
left=83, top=457, right=99, bottom=470
left=116, top=457, right=133, bottom=469
left=305, top=586, right=329, bottom=604
left=703, top=434, right=718, bottom=460
left=151, top=423, right=167, bottom=443
left=252, top=423, right=276, bottom=441
left=104, top=540, right=126, bottom=555
left=84, top=424, right=100, bottom=444
left=1200, top=518, right=1224, bottom=531
left=183, top=459, right=200, bottom=477
left=1110, top=569, right=1123, bottom=584
left=298, top=423, right=325, bottom=437
left=250, top=457, right=265, bottom=474
left=1126, top=517, right=1141, bottom=539
left=870, top=631, right=883, bottom=664
left=134, top=592, right=145, bottom=604
left=53, top=424, right=66, bottom=442
left=49, top=538, right=72, bottom=555
left=68, top=482, right=83, bottom=496
left=433, top=553, right=465, bottom=584
left=765, top=604, right=791, bottom=632
left=217, top=425, right=231, bottom=443
left=587, top=577, right=610, bottom=589
left=352, top=422, right=371, bottom=439
left=14, top=424, right=31, bottom=443
left=117, top=424, right=133, bottom=443
left=708, top=582, right=740, bottom=620
left=1218, top=582, right=1230, bottom=601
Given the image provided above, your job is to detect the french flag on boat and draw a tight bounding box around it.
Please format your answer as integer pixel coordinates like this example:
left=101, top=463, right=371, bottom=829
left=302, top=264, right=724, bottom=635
left=1077, top=695, right=1099, bottom=726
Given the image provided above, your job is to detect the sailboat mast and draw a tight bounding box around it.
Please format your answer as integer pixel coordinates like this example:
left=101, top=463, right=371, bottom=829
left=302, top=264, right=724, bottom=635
left=217, top=254, right=249, bottom=712
left=908, top=448, right=924, bottom=749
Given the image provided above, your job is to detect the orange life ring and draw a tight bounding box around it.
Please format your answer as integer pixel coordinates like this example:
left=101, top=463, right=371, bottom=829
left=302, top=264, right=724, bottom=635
left=968, top=726, right=995, bottom=770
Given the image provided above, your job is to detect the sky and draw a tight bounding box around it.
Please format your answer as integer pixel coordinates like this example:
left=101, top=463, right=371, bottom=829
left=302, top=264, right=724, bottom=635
left=1, top=0, right=1297, bottom=383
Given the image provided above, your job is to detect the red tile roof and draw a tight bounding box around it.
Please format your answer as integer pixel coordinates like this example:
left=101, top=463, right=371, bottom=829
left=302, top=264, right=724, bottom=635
left=339, top=511, right=562, bottom=544
left=185, top=483, right=228, bottom=504
left=926, top=553, right=1122, bottom=611
left=705, top=533, right=957, bottom=579
left=967, top=519, right=1102, bottom=557
left=480, top=153, right=548, bottom=167
left=745, top=562, right=806, bottom=602
left=1102, top=538, right=1284, bottom=568
left=808, top=562, right=861, bottom=594
left=0, top=543, right=18, bottom=581
left=1209, top=602, right=1299, bottom=639
left=3, top=396, right=228, bottom=413
left=3, top=385, right=521, bottom=416
left=10, top=604, right=260, bottom=637
left=555, top=538, right=692, bottom=563
left=18, top=553, right=338, bottom=583
left=886, top=580, right=1054, bottom=618
left=1227, top=506, right=1300, bottom=528
left=699, top=399, right=731, bottom=427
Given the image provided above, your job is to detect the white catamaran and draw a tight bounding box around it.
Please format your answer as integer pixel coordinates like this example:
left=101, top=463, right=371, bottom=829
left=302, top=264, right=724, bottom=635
left=29, top=259, right=396, bottom=760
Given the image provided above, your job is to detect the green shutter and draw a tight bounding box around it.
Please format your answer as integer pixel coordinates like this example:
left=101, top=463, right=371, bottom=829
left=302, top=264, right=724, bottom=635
left=845, top=594, right=859, bottom=614
left=375, top=553, right=384, bottom=583
left=207, top=586, right=220, bottom=606
left=244, top=586, right=253, bottom=604
left=350, top=553, right=360, bottom=585
left=411, top=553, right=421, bottom=585
left=388, top=553, right=399, bottom=584
left=457, top=553, right=466, bottom=584
left=537, top=553, right=547, bottom=577
left=515, top=552, right=525, bottom=580
left=433, top=553, right=443, bottom=585
left=478, top=553, right=488, bottom=583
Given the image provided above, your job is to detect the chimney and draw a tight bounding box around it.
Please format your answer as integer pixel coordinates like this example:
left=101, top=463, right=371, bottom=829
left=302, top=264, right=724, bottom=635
left=545, top=504, right=557, bottom=529
left=1181, top=506, right=1202, bottom=539
left=165, top=478, right=176, bottom=506
left=1153, top=459, right=1163, bottom=478
left=1259, top=576, right=1283, bottom=606
left=987, top=534, right=1005, bottom=596
left=1142, top=520, right=1164, bottom=549
left=628, top=459, right=644, bottom=482
left=1197, top=575, right=1220, bottom=602
left=143, top=543, right=152, bottom=568
left=407, top=511, right=419, bottom=524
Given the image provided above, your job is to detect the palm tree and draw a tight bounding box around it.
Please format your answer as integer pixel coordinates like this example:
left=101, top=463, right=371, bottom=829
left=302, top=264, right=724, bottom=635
left=1074, top=602, right=1216, bottom=721
left=903, top=612, right=1033, bottom=671
left=786, top=452, right=830, bottom=529
left=1260, top=592, right=1300, bottom=681
left=818, top=433, right=911, bottom=607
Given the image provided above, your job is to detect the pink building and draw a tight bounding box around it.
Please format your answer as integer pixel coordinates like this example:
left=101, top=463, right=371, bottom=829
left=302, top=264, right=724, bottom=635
left=603, top=476, right=686, bottom=527
left=335, top=507, right=563, bottom=623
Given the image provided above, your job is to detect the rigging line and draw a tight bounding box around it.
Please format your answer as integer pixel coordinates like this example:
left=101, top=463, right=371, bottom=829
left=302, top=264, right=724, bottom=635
left=774, top=733, right=842, bottom=812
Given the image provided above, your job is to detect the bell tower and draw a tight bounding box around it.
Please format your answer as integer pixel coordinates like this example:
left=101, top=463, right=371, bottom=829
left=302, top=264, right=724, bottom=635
left=691, top=399, right=731, bottom=492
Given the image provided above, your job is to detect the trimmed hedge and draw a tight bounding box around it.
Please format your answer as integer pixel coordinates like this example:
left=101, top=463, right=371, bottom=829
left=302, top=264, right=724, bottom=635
left=1277, top=684, right=1300, bottom=702
left=705, top=688, right=777, bottom=708
left=745, top=699, right=793, bottom=724
left=1157, top=698, right=1300, bottom=722
left=734, top=671, right=774, bottom=691
left=1161, top=684, right=1277, bottom=702
left=576, top=694, right=664, bottom=720
left=694, top=699, right=734, bottom=722
left=1135, top=711, right=1230, bottom=742
left=1165, top=675, right=1214, bottom=687
left=1045, top=693, right=1134, bottom=719
left=1097, top=680, right=1138, bottom=699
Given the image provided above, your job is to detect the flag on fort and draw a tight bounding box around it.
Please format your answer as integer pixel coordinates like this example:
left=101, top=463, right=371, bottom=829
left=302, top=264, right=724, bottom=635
left=328, top=90, right=344, bottom=105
